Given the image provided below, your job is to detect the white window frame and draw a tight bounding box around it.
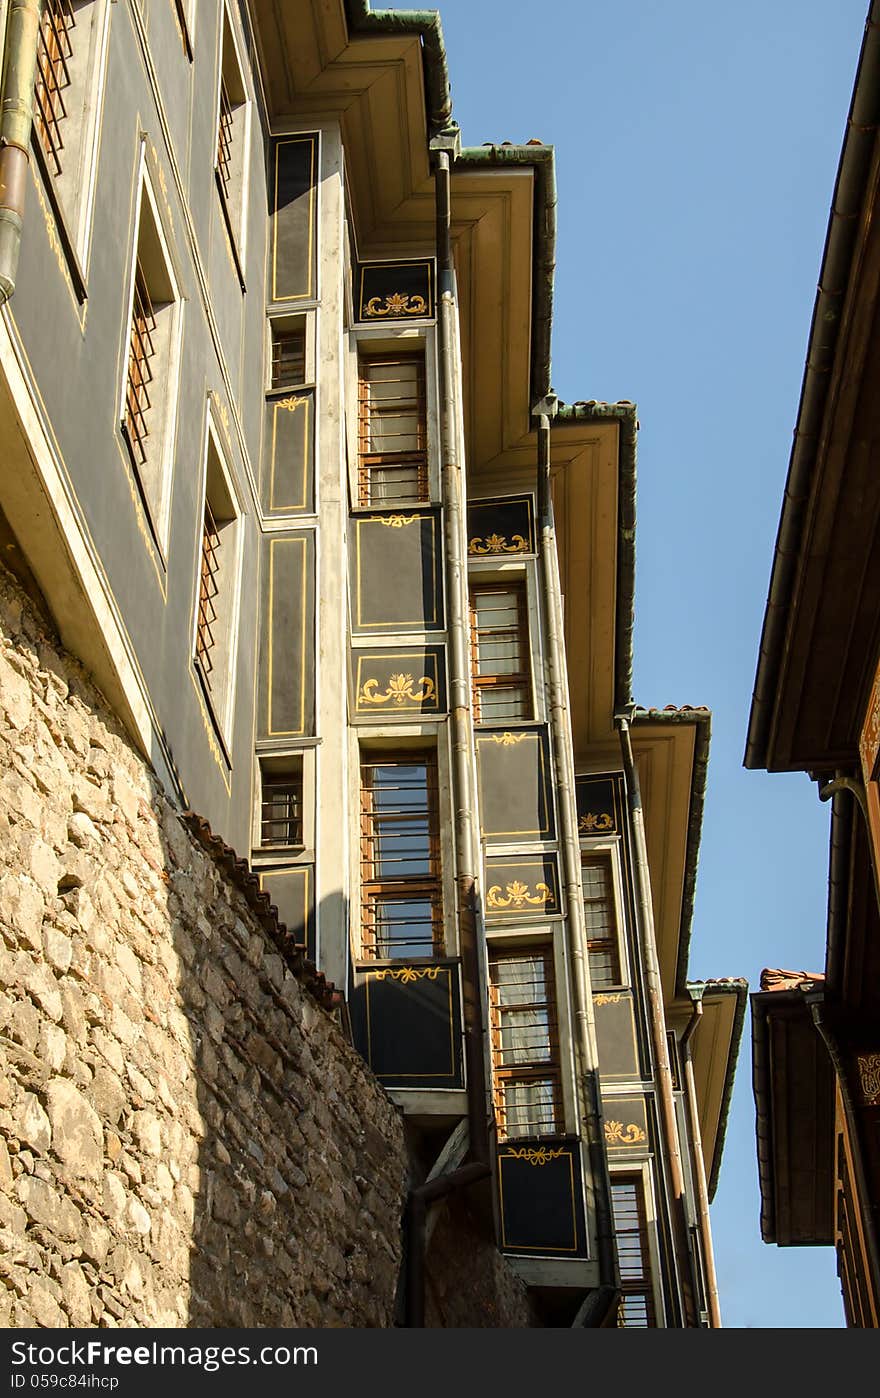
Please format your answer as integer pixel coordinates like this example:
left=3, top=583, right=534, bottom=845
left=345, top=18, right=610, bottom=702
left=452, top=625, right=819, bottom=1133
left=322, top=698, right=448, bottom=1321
left=214, top=0, right=252, bottom=272
left=466, top=559, right=543, bottom=727
left=347, top=325, right=440, bottom=510
left=191, top=403, right=245, bottom=748
left=33, top=0, right=111, bottom=270
left=579, top=838, right=631, bottom=991
left=118, top=143, right=184, bottom=557
left=610, top=1162, right=667, bottom=1328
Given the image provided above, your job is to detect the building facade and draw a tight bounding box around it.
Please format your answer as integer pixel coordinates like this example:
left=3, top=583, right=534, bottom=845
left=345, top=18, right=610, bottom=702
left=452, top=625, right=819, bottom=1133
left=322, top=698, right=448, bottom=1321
left=0, top=0, right=743, bottom=1326
left=746, top=0, right=880, bottom=1329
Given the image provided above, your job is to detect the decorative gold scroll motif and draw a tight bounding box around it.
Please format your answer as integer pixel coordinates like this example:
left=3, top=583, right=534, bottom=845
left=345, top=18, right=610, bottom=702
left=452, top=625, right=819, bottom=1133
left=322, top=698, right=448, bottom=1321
left=504, top=1146, right=567, bottom=1167
left=364, top=293, right=428, bottom=318
left=487, top=880, right=552, bottom=910
left=468, top=532, right=529, bottom=556
left=594, top=993, right=624, bottom=1005
left=275, top=395, right=308, bottom=412
left=371, top=966, right=442, bottom=985
left=378, top=514, right=417, bottom=528
left=856, top=1052, right=880, bottom=1106
left=358, top=673, right=436, bottom=708
left=579, top=812, right=614, bottom=833
left=489, top=732, right=528, bottom=746
left=604, top=1120, right=647, bottom=1146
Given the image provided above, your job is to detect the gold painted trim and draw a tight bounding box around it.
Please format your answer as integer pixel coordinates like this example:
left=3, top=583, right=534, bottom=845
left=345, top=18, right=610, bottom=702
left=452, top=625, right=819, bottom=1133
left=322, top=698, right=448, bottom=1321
left=363, top=965, right=457, bottom=1079
left=358, top=673, right=437, bottom=708
left=486, top=880, right=552, bottom=910
left=604, top=1120, right=647, bottom=1146
left=475, top=730, right=552, bottom=839
left=468, top=532, right=529, bottom=555
left=268, top=394, right=310, bottom=514
left=271, top=135, right=317, bottom=303
left=363, top=292, right=427, bottom=317
left=856, top=1052, right=880, bottom=1106
left=357, top=260, right=434, bottom=322
left=504, top=1146, right=566, bottom=1167
left=257, top=864, right=312, bottom=949
left=353, top=652, right=442, bottom=715
left=266, top=535, right=309, bottom=737
left=594, top=993, right=625, bottom=1005
left=354, top=512, right=440, bottom=632
left=498, top=1147, right=579, bottom=1253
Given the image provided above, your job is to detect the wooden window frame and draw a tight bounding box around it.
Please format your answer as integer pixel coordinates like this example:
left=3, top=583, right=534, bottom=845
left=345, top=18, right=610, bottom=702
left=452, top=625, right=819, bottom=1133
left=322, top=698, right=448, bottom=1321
left=359, top=752, right=443, bottom=961
left=469, top=579, right=533, bottom=724
left=581, top=847, right=628, bottom=991
left=191, top=413, right=244, bottom=746
left=122, top=260, right=158, bottom=469
left=259, top=759, right=304, bottom=850
left=610, top=1171, right=659, bottom=1328
left=357, top=352, right=429, bottom=507
left=488, top=945, right=563, bottom=1141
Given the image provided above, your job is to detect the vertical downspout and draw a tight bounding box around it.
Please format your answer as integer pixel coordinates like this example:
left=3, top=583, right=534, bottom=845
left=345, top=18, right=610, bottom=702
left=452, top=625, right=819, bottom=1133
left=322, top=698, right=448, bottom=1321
left=0, top=0, right=42, bottom=304
left=536, top=414, right=619, bottom=1326
left=404, top=144, right=490, bottom=1329
left=616, top=714, right=698, bottom=1326
left=680, top=994, right=722, bottom=1327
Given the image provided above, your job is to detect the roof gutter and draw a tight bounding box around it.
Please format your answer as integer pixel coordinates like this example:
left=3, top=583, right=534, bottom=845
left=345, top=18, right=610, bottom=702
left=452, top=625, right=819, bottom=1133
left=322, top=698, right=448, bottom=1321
left=345, top=2, right=453, bottom=135
left=745, top=2, right=880, bottom=770
left=0, top=0, right=42, bottom=306
left=455, top=142, right=556, bottom=405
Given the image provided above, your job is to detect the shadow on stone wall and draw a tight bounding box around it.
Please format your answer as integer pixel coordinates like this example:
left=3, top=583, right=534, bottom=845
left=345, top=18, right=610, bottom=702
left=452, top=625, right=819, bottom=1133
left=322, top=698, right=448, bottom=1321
left=0, top=563, right=407, bottom=1327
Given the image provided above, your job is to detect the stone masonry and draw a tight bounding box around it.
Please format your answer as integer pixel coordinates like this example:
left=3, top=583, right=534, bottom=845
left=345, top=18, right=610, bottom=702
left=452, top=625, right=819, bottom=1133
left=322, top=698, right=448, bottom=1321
left=0, top=564, right=408, bottom=1327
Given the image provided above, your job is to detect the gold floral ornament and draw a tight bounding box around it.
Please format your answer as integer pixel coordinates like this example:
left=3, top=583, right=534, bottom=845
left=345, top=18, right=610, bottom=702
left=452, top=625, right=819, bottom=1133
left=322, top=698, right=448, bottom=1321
left=489, top=732, right=528, bottom=746
left=275, top=395, right=308, bottom=412
left=487, top=880, right=552, bottom=910
left=504, top=1146, right=566, bottom=1167
left=359, top=673, right=436, bottom=708
left=857, top=1052, right=880, bottom=1106
left=378, top=514, right=417, bottom=528
left=468, top=532, right=529, bottom=555
left=372, top=966, right=442, bottom=984
left=604, top=1120, right=647, bottom=1146
left=594, top=993, right=624, bottom=1005
left=579, top=812, right=613, bottom=833
left=364, top=292, right=429, bottom=317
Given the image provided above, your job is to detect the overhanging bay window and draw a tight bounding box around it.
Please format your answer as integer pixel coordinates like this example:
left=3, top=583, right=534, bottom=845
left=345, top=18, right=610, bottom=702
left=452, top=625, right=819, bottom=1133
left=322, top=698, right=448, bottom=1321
left=469, top=581, right=532, bottom=723
left=359, top=754, right=442, bottom=959
left=357, top=353, right=428, bottom=506
left=488, top=947, right=562, bottom=1139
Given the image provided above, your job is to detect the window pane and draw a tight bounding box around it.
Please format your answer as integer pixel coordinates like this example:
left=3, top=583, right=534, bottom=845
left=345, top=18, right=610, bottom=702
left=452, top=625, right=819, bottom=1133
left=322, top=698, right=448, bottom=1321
left=502, top=1078, right=559, bottom=1137
left=365, top=894, right=438, bottom=959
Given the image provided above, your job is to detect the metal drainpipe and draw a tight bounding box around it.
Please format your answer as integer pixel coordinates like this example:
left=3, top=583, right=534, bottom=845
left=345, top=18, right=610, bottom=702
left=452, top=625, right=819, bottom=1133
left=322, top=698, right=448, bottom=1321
left=403, top=145, right=490, bottom=1329
left=616, top=714, right=698, bottom=1327
left=0, top=0, right=42, bottom=305
left=819, top=773, right=880, bottom=911
left=806, top=994, right=880, bottom=1311
left=536, top=415, right=619, bottom=1326
left=680, top=993, right=722, bottom=1327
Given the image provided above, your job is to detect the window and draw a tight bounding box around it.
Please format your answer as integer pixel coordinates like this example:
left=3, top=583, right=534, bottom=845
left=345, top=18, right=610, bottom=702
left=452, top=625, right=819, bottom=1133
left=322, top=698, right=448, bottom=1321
left=32, top=0, right=109, bottom=255
left=215, top=7, right=249, bottom=260
left=610, top=1175, right=657, bottom=1327
left=357, top=354, right=428, bottom=506
left=359, top=754, right=442, bottom=959
left=193, top=422, right=243, bottom=739
left=582, top=853, right=623, bottom=989
left=259, top=758, right=304, bottom=848
left=469, top=581, right=532, bottom=722
left=270, top=322, right=306, bottom=389
left=120, top=167, right=182, bottom=548
left=488, top=948, right=562, bottom=1140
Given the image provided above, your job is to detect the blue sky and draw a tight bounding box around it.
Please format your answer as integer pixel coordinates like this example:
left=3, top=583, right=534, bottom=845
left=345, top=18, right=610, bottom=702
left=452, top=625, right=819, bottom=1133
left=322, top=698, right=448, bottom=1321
left=389, top=0, right=868, bottom=1326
